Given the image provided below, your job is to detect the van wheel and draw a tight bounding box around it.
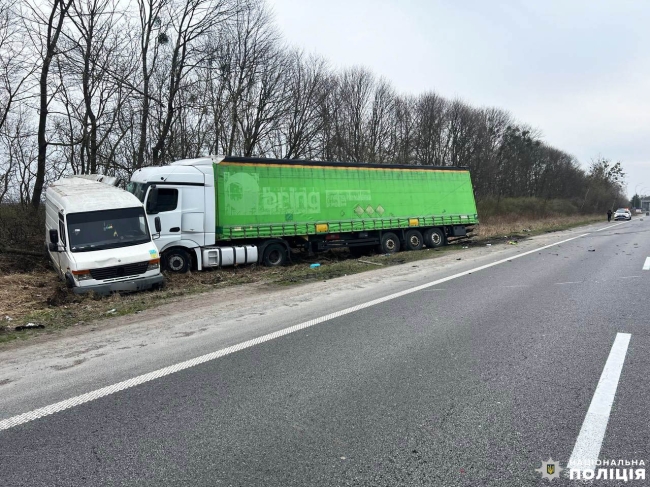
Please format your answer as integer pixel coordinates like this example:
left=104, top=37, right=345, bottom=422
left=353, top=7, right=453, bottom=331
left=262, top=243, right=287, bottom=267
left=380, top=232, right=400, bottom=254
left=164, top=249, right=191, bottom=273
left=424, top=228, right=445, bottom=248
left=65, top=273, right=76, bottom=289
left=405, top=230, right=424, bottom=251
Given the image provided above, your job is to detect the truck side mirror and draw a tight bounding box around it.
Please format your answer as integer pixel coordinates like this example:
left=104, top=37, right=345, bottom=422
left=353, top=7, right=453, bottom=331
left=152, top=216, right=162, bottom=240
left=146, top=187, right=159, bottom=214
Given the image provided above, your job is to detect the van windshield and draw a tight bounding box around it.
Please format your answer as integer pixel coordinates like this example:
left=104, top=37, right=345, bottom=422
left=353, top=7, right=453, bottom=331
left=67, top=207, right=151, bottom=252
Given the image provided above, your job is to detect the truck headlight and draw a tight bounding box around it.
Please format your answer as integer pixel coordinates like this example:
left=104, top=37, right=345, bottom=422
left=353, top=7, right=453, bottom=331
left=71, top=269, right=93, bottom=281
left=147, top=258, right=160, bottom=271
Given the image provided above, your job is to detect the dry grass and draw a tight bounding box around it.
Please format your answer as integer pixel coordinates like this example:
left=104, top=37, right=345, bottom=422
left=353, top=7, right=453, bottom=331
left=0, top=271, right=60, bottom=319
left=475, top=214, right=604, bottom=240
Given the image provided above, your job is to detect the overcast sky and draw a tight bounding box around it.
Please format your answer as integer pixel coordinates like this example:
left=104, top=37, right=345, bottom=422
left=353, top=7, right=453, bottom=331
left=269, top=0, right=650, bottom=197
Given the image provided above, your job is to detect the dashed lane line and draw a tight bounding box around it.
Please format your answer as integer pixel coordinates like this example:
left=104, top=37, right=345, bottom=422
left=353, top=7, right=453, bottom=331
left=566, top=333, right=632, bottom=475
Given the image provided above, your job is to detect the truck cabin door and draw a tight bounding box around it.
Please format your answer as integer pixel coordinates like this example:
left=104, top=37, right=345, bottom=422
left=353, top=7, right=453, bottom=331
left=145, top=186, right=182, bottom=252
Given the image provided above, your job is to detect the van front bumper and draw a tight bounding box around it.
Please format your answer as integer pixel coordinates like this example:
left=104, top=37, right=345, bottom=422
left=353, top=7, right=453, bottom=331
left=72, top=274, right=164, bottom=295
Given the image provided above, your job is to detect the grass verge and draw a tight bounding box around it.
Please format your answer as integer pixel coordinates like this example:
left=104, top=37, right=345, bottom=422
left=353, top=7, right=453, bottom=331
left=0, top=214, right=606, bottom=345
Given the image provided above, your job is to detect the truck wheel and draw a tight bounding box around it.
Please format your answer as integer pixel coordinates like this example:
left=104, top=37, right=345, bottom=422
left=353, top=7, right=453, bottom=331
left=164, top=249, right=191, bottom=273
left=424, top=228, right=445, bottom=248
left=380, top=232, right=400, bottom=254
left=262, top=243, right=287, bottom=266
left=405, top=230, right=424, bottom=251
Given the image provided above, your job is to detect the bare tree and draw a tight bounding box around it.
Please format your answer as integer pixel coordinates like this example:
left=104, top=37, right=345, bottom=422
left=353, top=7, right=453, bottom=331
left=270, top=52, right=329, bottom=159
left=135, top=0, right=168, bottom=168
left=26, top=0, right=74, bottom=208
left=334, top=67, right=375, bottom=162
left=389, top=95, right=416, bottom=165
left=0, top=1, right=37, bottom=135
left=150, top=0, right=237, bottom=164
left=61, top=0, right=134, bottom=174
left=365, top=78, right=395, bottom=163
left=413, top=92, right=447, bottom=166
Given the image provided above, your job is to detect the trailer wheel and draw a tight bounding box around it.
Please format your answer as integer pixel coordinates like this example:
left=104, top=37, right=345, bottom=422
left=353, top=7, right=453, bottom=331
left=262, top=243, right=287, bottom=267
left=380, top=232, right=400, bottom=254
left=405, top=229, right=424, bottom=251
left=424, top=228, right=445, bottom=248
left=164, top=248, right=191, bottom=273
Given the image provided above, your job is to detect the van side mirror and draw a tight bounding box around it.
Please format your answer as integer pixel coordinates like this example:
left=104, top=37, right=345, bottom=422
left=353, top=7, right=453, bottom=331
left=146, top=187, right=159, bottom=214
left=48, top=229, right=60, bottom=252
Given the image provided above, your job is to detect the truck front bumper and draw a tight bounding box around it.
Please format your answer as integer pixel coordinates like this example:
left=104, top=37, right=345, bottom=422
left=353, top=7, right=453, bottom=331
left=72, top=274, right=164, bottom=296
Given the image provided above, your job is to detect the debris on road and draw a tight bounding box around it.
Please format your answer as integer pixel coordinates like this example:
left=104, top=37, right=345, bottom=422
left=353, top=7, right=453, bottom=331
left=15, top=322, right=45, bottom=331
left=507, top=240, right=518, bottom=245
left=588, top=249, right=596, bottom=252
left=106, top=308, right=117, bottom=315
left=309, top=263, right=321, bottom=269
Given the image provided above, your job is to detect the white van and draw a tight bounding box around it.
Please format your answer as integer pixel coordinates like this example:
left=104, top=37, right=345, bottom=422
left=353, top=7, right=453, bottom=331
left=45, top=177, right=164, bottom=295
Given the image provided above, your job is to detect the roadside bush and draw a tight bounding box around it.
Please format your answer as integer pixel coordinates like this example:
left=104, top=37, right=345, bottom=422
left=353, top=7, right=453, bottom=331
left=0, top=204, right=47, bottom=272
left=477, top=197, right=581, bottom=221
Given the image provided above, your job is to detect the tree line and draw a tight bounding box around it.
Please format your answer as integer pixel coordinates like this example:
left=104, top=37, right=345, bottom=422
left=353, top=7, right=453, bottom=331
left=0, top=0, right=626, bottom=212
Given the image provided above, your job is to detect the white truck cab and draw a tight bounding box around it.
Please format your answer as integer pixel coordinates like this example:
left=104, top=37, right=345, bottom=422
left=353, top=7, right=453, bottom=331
left=127, top=158, right=216, bottom=272
left=128, top=157, right=257, bottom=272
left=45, top=177, right=164, bottom=295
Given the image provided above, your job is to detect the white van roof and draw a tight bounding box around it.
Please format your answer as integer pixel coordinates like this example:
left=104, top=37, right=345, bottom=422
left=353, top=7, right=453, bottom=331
left=46, top=177, right=143, bottom=214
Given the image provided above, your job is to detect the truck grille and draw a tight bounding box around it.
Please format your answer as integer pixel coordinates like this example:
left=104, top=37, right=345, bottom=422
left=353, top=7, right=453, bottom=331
left=89, top=261, right=149, bottom=280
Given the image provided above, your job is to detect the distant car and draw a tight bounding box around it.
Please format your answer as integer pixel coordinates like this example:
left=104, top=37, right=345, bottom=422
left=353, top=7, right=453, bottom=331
left=614, top=208, right=631, bottom=221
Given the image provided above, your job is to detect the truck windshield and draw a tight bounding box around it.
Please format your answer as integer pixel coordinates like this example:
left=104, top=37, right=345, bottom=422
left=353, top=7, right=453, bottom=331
left=126, top=182, right=147, bottom=203
left=67, top=207, right=151, bottom=252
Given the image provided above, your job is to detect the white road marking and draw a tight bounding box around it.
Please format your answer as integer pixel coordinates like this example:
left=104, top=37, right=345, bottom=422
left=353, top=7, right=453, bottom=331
left=554, top=281, right=581, bottom=285
left=594, top=221, right=627, bottom=232
left=566, top=333, right=631, bottom=475
left=618, top=276, right=640, bottom=279
left=643, top=257, right=650, bottom=271
left=0, top=232, right=590, bottom=432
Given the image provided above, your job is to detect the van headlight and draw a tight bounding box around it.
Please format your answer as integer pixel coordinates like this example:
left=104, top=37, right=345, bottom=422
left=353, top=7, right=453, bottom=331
left=71, top=269, right=93, bottom=281
left=147, top=258, right=160, bottom=271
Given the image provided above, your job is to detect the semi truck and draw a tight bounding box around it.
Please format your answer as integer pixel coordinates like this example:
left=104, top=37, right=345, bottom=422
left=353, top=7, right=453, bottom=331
left=45, top=176, right=165, bottom=294
left=126, top=156, right=479, bottom=272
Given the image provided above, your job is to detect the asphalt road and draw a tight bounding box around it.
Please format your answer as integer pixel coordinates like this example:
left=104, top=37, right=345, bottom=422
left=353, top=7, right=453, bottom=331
left=1, top=219, right=649, bottom=486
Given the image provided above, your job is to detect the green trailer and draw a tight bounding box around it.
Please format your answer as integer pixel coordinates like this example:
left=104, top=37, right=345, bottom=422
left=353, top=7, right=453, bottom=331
left=130, top=156, right=478, bottom=270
